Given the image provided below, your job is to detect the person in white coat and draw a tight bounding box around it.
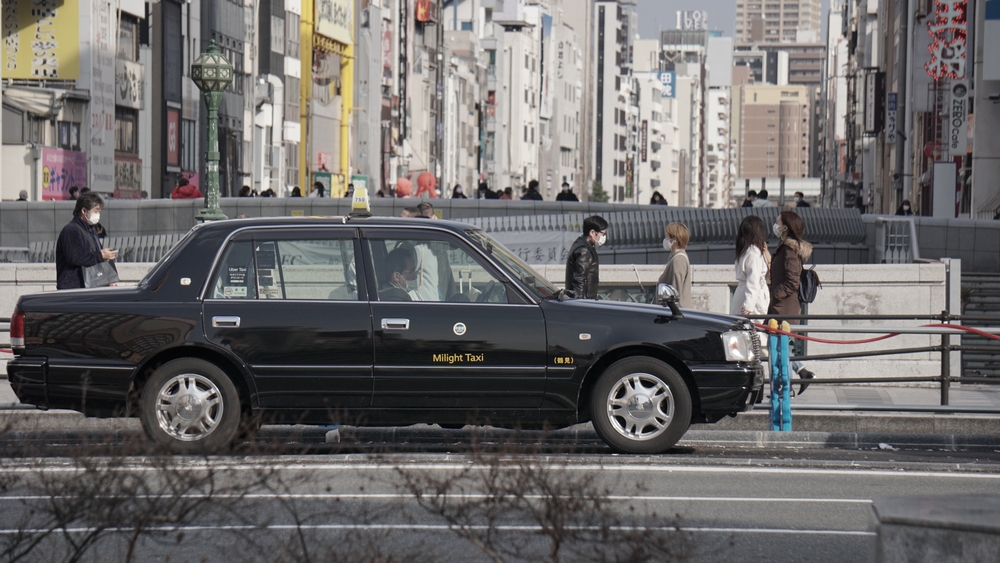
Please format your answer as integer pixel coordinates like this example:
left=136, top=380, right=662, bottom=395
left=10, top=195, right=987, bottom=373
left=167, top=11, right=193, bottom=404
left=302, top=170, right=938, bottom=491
left=731, top=215, right=771, bottom=316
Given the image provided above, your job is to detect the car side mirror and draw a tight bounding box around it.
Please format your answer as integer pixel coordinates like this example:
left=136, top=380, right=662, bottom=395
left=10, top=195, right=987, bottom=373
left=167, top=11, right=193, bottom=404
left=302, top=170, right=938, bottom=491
left=656, top=283, right=684, bottom=318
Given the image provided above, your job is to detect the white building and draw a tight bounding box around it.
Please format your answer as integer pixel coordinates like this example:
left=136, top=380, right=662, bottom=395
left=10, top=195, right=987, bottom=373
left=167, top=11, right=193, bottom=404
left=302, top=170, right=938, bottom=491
left=591, top=0, right=638, bottom=203
left=633, top=39, right=679, bottom=205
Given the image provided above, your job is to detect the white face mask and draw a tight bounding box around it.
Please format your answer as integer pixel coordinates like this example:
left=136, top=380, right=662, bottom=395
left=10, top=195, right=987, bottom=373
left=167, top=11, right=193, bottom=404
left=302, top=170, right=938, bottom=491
left=903, top=205, right=910, bottom=211
left=87, top=211, right=101, bottom=226
left=596, top=234, right=607, bottom=247
left=663, top=238, right=673, bottom=251
left=395, top=275, right=411, bottom=291
left=772, top=222, right=783, bottom=238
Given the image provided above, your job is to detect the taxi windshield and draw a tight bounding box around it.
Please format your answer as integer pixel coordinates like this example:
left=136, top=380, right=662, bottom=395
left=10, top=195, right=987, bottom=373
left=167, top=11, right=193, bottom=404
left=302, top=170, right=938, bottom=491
left=466, top=229, right=560, bottom=301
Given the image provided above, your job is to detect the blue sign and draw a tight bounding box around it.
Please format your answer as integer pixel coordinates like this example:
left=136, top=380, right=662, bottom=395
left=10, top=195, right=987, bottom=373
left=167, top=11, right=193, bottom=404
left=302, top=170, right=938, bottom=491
left=658, top=71, right=676, bottom=98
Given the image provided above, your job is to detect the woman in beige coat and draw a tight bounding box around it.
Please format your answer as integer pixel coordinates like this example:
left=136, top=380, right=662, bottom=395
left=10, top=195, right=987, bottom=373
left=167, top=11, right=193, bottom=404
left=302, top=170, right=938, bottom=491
left=658, top=222, right=692, bottom=308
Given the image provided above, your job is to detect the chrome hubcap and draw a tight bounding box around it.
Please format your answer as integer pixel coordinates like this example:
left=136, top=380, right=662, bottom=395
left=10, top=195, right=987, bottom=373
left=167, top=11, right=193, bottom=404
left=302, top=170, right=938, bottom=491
left=606, top=373, right=673, bottom=441
left=155, top=373, right=224, bottom=442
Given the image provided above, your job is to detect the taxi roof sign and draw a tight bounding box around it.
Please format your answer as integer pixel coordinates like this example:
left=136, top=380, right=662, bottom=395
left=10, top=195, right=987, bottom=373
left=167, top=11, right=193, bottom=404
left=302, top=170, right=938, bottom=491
left=350, top=186, right=372, bottom=217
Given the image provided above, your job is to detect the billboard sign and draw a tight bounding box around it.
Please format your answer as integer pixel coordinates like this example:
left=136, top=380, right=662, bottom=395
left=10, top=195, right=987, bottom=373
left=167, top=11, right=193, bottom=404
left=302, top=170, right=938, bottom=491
left=658, top=71, right=676, bottom=98
left=316, top=0, right=353, bottom=45
left=1, top=0, right=80, bottom=79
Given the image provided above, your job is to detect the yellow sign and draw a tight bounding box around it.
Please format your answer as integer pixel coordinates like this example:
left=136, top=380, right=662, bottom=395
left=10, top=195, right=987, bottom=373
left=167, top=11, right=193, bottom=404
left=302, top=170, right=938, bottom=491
left=2, top=0, right=80, bottom=79
left=315, top=0, right=352, bottom=46
left=553, top=357, right=575, bottom=365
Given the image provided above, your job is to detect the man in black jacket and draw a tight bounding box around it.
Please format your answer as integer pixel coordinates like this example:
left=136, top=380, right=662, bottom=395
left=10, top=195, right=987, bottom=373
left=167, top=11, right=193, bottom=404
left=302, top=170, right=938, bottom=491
left=564, top=215, right=607, bottom=299
left=55, top=193, right=118, bottom=289
left=521, top=179, right=544, bottom=201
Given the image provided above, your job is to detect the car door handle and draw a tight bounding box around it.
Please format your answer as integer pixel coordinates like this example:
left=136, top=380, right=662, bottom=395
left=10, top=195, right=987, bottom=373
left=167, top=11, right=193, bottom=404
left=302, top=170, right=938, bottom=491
left=381, top=318, right=410, bottom=330
left=212, top=316, right=241, bottom=328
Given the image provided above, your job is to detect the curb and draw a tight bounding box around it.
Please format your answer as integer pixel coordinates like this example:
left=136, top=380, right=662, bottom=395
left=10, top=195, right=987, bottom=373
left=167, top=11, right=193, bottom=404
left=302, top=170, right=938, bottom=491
left=2, top=420, right=999, bottom=451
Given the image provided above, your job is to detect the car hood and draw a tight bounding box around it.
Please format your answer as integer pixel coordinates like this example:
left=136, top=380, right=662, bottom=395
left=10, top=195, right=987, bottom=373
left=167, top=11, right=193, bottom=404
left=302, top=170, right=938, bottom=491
left=544, top=298, right=747, bottom=329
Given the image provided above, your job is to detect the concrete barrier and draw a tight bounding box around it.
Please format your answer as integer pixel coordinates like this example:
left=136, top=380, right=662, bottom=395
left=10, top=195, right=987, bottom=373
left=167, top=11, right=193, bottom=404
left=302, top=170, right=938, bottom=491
left=872, top=495, right=1000, bottom=563
left=2, top=262, right=957, bottom=382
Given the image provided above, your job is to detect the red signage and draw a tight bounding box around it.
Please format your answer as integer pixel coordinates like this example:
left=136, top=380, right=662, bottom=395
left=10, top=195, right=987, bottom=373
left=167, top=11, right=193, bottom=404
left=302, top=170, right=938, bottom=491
left=415, top=1, right=438, bottom=23
left=166, top=109, right=180, bottom=166
left=925, top=0, right=967, bottom=81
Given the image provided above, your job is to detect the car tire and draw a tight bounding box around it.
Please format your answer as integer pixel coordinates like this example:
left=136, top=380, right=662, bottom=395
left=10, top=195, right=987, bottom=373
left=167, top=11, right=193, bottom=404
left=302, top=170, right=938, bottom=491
left=590, top=357, right=692, bottom=454
left=139, top=358, right=242, bottom=454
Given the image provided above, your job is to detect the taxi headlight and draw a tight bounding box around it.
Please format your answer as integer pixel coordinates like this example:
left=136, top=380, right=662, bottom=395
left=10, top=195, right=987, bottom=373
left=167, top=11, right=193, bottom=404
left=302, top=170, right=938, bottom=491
left=721, top=330, right=756, bottom=362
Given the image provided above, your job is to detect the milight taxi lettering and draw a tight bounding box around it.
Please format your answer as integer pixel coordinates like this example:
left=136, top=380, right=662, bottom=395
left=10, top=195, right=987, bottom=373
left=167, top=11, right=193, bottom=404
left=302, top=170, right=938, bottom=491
left=432, top=353, right=485, bottom=364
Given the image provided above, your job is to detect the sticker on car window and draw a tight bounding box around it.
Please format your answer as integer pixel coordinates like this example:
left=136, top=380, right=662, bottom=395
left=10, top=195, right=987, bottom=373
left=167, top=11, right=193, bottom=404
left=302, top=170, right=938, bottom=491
left=223, top=286, right=248, bottom=298
left=228, top=266, right=247, bottom=285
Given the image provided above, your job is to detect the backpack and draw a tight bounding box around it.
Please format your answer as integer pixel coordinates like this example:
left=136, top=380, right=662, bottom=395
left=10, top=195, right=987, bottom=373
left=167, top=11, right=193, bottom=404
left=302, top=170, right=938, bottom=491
left=799, top=265, right=821, bottom=304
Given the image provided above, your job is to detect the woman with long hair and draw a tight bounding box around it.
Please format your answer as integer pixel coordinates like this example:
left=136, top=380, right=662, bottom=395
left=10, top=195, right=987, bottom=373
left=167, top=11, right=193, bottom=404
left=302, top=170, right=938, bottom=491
left=769, top=210, right=816, bottom=393
left=731, top=215, right=770, bottom=316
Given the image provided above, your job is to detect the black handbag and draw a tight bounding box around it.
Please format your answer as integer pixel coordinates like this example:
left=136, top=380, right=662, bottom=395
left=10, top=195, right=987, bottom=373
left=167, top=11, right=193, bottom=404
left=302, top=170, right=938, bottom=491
left=76, top=223, right=119, bottom=288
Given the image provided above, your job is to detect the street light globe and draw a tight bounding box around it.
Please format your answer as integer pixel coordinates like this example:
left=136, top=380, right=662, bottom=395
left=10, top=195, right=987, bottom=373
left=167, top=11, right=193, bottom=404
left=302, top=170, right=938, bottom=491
left=191, top=40, right=234, bottom=92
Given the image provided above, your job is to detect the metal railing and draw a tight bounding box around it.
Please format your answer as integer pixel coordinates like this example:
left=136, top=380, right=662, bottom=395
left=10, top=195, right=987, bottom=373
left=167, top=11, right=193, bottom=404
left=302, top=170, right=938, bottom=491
left=20, top=234, right=184, bottom=264
left=873, top=217, right=920, bottom=264
left=751, top=313, right=1000, bottom=409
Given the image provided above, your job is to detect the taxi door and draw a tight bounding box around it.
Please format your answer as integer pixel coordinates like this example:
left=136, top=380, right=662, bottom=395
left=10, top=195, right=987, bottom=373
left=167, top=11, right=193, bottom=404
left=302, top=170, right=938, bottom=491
left=361, top=228, right=547, bottom=410
left=202, top=228, right=373, bottom=410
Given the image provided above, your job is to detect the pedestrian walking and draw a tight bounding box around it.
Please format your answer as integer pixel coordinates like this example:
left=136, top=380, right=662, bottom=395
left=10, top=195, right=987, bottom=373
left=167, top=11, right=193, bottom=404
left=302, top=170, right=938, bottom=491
left=564, top=215, right=607, bottom=299
left=309, top=182, right=325, bottom=198
left=732, top=215, right=771, bottom=316
left=170, top=177, right=203, bottom=199
left=753, top=189, right=773, bottom=207
left=650, top=191, right=668, bottom=205
left=68, top=186, right=80, bottom=200
left=522, top=180, right=543, bottom=201
left=239, top=185, right=253, bottom=197
left=451, top=184, right=467, bottom=199
left=290, top=186, right=302, bottom=197
left=741, top=190, right=757, bottom=208
left=55, top=193, right=119, bottom=290
left=768, top=210, right=816, bottom=393
left=794, top=191, right=811, bottom=208
left=895, top=199, right=913, bottom=216
left=556, top=182, right=580, bottom=201
left=500, top=187, right=513, bottom=200
left=16, top=190, right=28, bottom=201
left=658, top=222, right=692, bottom=308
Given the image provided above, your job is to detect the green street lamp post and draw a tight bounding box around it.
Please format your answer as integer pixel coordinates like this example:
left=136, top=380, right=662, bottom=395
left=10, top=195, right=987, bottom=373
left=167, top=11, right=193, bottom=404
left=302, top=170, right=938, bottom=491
left=191, top=40, right=234, bottom=221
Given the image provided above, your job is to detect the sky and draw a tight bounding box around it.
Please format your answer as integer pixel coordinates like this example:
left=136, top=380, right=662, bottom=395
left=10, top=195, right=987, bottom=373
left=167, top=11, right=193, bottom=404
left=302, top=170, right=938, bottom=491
left=636, top=0, right=832, bottom=41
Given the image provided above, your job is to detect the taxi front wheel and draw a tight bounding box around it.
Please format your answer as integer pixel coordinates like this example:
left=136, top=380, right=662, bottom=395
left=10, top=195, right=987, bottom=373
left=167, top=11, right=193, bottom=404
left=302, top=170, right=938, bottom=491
left=591, top=357, right=692, bottom=454
left=139, top=358, right=242, bottom=454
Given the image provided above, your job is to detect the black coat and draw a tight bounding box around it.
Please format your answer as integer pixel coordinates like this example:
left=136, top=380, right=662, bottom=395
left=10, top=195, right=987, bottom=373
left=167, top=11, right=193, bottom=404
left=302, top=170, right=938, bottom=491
left=55, top=217, right=104, bottom=290
left=565, top=235, right=600, bottom=299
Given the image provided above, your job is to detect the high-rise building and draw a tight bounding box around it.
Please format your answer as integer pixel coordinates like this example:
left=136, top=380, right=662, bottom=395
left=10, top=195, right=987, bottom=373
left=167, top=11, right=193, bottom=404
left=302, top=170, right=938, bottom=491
left=735, top=0, right=822, bottom=44
left=734, top=84, right=813, bottom=179
left=591, top=0, right=638, bottom=203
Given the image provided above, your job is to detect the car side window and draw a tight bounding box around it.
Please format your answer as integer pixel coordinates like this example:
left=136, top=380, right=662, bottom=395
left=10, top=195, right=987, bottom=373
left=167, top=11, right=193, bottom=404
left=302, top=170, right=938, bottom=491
left=211, top=241, right=256, bottom=299
left=210, top=238, right=358, bottom=301
left=366, top=235, right=508, bottom=304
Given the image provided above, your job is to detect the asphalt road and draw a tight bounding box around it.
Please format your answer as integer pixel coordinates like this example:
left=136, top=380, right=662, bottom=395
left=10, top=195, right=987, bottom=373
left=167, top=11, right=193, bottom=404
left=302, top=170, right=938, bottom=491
left=2, top=439, right=1000, bottom=563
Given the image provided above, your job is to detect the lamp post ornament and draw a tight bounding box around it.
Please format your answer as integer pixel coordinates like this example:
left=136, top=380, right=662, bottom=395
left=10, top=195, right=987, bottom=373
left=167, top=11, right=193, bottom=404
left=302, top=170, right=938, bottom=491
left=190, top=40, right=234, bottom=221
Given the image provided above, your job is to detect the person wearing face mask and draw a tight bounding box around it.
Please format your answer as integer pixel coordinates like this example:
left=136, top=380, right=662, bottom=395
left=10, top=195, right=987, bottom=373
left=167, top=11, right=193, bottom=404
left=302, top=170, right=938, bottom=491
left=55, top=193, right=119, bottom=289
left=768, top=210, right=816, bottom=394
left=794, top=191, right=811, bottom=208
left=379, top=247, right=419, bottom=301
left=895, top=199, right=913, bottom=216
left=451, top=184, right=467, bottom=199
left=556, top=181, right=580, bottom=201
left=564, top=215, right=608, bottom=299
left=657, top=222, right=692, bottom=308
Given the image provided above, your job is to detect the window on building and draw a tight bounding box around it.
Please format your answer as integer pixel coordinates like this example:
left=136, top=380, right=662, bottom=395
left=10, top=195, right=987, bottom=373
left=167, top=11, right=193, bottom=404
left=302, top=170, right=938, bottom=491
left=271, top=16, right=286, bottom=55
left=118, top=16, right=139, bottom=61
left=115, top=107, right=139, bottom=155
left=285, top=75, right=300, bottom=122
left=286, top=13, right=301, bottom=59
left=181, top=119, right=197, bottom=171
left=284, top=141, right=299, bottom=188
left=57, top=121, right=81, bottom=151
left=460, top=21, right=473, bottom=31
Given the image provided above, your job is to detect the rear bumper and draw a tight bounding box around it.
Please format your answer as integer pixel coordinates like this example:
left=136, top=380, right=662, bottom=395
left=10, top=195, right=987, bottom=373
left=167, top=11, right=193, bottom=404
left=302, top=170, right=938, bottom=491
left=7, top=356, right=48, bottom=409
left=7, top=355, right=135, bottom=416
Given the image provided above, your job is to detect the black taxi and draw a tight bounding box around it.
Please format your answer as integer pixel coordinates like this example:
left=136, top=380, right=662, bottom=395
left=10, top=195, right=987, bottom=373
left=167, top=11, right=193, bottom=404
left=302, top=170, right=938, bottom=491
left=8, top=214, right=762, bottom=454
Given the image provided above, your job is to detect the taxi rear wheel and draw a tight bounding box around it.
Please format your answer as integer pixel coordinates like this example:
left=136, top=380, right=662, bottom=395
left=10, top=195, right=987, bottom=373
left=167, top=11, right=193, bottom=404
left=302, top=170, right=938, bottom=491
left=590, top=357, right=692, bottom=454
left=139, top=358, right=242, bottom=454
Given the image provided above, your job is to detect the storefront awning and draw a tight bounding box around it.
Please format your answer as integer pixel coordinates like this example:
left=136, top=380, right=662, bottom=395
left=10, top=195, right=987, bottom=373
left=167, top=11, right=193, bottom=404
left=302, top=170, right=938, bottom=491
left=1, top=86, right=88, bottom=118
